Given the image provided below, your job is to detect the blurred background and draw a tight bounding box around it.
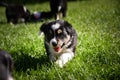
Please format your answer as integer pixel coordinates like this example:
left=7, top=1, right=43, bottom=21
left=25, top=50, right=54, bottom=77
left=0, top=0, right=85, bottom=4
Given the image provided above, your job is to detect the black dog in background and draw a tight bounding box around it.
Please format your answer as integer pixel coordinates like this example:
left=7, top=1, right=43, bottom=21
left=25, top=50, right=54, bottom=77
left=0, top=2, right=31, bottom=24
left=31, top=0, right=67, bottom=21
left=50, top=0, right=67, bottom=20
left=0, top=49, right=13, bottom=80
left=0, top=0, right=67, bottom=23
left=30, top=0, right=68, bottom=21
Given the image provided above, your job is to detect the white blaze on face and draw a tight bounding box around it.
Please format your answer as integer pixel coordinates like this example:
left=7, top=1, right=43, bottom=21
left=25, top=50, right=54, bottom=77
left=58, top=6, right=62, bottom=11
left=51, top=23, right=60, bottom=47
left=23, top=6, right=27, bottom=12
left=52, top=23, right=60, bottom=30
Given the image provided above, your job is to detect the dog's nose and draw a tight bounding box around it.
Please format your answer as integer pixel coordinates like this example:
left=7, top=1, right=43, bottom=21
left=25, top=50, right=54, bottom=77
left=52, top=41, right=57, bottom=47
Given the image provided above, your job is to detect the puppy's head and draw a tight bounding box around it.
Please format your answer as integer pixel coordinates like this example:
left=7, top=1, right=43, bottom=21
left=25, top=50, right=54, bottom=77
left=40, top=20, right=73, bottom=53
left=0, top=49, right=13, bottom=80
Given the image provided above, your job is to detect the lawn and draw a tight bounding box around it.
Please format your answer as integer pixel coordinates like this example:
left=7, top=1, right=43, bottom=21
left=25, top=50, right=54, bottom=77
left=0, top=0, right=120, bottom=80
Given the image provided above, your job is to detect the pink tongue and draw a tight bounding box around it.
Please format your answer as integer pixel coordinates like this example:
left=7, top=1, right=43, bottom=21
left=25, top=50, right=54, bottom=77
left=54, top=47, right=60, bottom=52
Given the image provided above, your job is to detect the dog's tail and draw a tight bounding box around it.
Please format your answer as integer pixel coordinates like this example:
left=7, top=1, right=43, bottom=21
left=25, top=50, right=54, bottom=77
left=0, top=2, right=8, bottom=7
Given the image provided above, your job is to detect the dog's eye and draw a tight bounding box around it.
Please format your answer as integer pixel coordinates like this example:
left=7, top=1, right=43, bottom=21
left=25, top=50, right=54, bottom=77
left=57, top=29, right=62, bottom=34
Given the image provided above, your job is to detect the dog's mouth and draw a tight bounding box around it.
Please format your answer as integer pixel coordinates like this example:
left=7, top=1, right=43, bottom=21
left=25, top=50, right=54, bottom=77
left=54, top=47, right=61, bottom=52
left=53, top=42, right=65, bottom=52
left=52, top=36, right=71, bottom=53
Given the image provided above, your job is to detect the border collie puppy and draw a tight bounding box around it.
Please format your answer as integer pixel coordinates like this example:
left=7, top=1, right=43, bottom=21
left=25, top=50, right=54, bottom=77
left=40, top=20, right=77, bottom=67
left=50, top=0, right=67, bottom=20
left=0, top=49, right=13, bottom=80
left=0, top=2, right=30, bottom=24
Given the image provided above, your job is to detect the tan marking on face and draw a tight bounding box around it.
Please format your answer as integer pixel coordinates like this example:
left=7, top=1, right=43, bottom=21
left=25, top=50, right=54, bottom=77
left=57, top=29, right=62, bottom=34
left=57, top=39, right=63, bottom=47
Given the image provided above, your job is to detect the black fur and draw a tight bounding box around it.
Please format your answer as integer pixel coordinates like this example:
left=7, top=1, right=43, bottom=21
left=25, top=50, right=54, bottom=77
left=0, top=49, right=13, bottom=80
left=0, top=2, right=30, bottom=24
left=50, top=0, right=67, bottom=19
left=40, top=20, right=77, bottom=67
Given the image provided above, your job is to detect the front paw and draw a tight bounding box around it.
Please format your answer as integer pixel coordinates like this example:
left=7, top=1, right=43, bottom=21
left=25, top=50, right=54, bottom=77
left=55, top=60, right=64, bottom=68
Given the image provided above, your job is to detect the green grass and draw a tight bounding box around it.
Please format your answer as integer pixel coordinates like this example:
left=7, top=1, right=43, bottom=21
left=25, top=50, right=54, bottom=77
left=0, top=0, right=120, bottom=80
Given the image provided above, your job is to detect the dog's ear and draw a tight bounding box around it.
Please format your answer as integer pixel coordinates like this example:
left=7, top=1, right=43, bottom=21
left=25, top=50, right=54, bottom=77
left=64, top=21, right=73, bottom=35
left=40, top=23, right=46, bottom=32
left=39, top=23, right=47, bottom=36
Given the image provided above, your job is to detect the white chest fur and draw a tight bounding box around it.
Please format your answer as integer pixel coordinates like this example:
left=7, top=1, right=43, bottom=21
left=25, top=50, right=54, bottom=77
left=48, top=44, right=74, bottom=68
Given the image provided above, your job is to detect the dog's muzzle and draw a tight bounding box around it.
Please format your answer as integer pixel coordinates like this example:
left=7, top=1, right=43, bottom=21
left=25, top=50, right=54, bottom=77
left=52, top=41, right=61, bottom=52
left=52, top=41, right=57, bottom=47
left=50, top=38, right=62, bottom=52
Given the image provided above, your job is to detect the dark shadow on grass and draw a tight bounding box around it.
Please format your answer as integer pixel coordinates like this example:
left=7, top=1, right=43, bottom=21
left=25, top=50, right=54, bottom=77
left=0, top=21, right=6, bottom=24
left=12, top=51, right=52, bottom=72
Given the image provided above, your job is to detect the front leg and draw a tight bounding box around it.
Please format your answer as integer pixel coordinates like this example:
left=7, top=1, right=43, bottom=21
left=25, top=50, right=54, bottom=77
left=45, top=42, right=56, bottom=62
left=49, top=53, right=56, bottom=62
left=56, top=52, right=74, bottom=68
